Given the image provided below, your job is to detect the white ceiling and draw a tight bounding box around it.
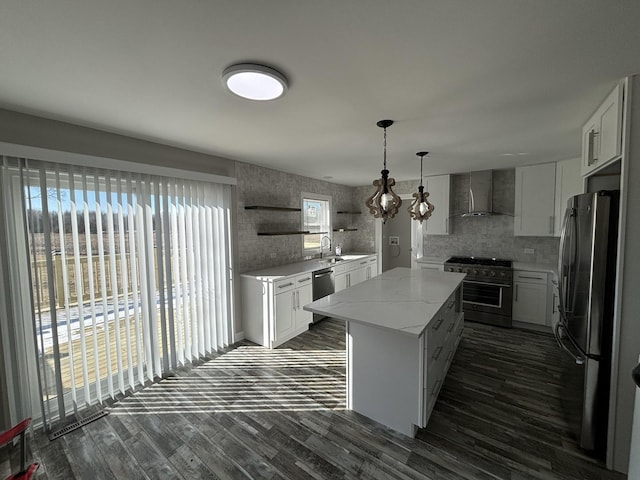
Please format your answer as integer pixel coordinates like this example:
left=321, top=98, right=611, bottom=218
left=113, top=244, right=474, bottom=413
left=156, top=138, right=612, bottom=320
left=1, top=1, right=640, bottom=186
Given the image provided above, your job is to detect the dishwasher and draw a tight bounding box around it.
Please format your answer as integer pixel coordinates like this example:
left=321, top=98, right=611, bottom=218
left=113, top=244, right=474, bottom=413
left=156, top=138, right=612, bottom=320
left=312, top=267, right=335, bottom=323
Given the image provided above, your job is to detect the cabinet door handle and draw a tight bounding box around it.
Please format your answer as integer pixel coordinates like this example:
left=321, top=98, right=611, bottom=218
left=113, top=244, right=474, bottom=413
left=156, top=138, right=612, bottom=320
left=447, top=350, right=454, bottom=362
left=432, top=346, right=443, bottom=361
left=447, top=300, right=455, bottom=310
left=279, top=282, right=294, bottom=289
left=431, top=380, right=442, bottom=397
left=298, top=277, right=311, bottom=283
left=432, top=318, right=444, bottom=331
left=447, top=322, right=455, bottom=333
left=588, top=129, right=599, bottom=166
left=553, top=294, right=557, bottom=313
left=360, top=261, right=367, bottom=265
left=515, top=284, right=519, bottom=301
left=518, top=275, right=544, bottom=280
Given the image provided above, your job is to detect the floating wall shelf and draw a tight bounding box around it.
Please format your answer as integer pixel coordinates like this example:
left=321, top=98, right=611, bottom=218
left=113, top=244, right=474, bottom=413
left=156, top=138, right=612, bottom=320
left=336, top=210, right=362, bottom=214
left=256, top=230, right=329, bottom=236
left=245, top=205, right=301, bottom=212
left=333, top=228, right=358, bottom=232
left=257, top=230, right=310, bottom=236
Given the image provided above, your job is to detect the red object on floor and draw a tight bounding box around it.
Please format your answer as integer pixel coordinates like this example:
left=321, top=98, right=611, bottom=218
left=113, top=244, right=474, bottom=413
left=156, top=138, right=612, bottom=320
left=0, top=418, right=39, bottom=480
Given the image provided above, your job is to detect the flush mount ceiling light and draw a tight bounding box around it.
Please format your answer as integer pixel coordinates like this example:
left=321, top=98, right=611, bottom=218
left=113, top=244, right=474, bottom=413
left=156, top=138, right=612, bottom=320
left=365, top=119, right=402, bottom=223
left=222, top=63, right=288, bottom=101
left=408, top=151, right=435, bottom=223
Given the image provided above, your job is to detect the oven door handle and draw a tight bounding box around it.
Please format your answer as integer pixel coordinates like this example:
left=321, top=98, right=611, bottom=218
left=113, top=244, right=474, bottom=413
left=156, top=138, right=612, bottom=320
left=463, top=280, right=511, bottom=288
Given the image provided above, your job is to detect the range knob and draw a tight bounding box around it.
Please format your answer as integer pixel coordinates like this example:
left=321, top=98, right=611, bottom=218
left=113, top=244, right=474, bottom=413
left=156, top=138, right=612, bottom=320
left=489, top=271, right=496, bottom=277
left=500, top=271, right=506, bottom=277
left=472, top=269, right=478, bottom=275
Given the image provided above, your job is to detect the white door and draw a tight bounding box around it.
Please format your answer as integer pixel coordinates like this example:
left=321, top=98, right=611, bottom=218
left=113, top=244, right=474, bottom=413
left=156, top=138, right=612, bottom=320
left=295, top=285, right=313, bottom=329
left=274, top=291, right=294, bottom=342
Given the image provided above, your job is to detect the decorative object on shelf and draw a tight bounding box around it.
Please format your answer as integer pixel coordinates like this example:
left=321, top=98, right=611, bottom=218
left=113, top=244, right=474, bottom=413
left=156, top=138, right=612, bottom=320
left=408, top=151, right=435, bottom=223
left=365, top=119, right=402, bottom=223
left=222, top=63, right=288, bottom=101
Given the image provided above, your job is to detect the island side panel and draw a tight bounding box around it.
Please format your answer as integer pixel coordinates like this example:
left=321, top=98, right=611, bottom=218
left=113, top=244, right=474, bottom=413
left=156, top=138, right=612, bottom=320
left=347, top=320, right=422, bottom=436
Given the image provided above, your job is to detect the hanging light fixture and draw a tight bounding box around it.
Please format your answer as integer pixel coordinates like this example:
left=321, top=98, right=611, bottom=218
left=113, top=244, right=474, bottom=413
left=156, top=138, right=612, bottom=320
left=408, top=151, right=434, bottom=223
left=365, top=119, right=402, bottom=222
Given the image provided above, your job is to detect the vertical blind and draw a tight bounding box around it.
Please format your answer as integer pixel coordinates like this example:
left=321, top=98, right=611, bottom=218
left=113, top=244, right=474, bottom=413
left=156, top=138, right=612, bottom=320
left=1, top=156, right=234, bottom=427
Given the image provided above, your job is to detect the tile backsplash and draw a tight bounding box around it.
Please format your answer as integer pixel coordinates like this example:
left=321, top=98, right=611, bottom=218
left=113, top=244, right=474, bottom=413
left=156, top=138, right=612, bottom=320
left=422, top=169, right=560, bottom=264
left=236, top=162, right=366, bottom=273
left=236, top=163, right=559, bottom=273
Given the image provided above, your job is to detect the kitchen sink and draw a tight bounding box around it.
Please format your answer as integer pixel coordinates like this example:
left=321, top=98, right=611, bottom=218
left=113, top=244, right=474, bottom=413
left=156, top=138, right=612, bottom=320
left=319, top=256, right=344, bottom=264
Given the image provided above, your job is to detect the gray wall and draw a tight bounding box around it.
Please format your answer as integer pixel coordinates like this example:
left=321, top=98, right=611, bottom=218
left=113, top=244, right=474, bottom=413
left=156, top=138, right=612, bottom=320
left=236, top=161, right=361, bottom=273
left=422, top=169, right=559, bottom=264
left=0, top=109, right=235, bottom=177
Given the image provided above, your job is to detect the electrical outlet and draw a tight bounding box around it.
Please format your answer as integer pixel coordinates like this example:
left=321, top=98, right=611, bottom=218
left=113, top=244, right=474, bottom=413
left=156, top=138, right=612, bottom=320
left=524, top=248, right=535, bottom=254
left=270, top=253, right=277, bottom=258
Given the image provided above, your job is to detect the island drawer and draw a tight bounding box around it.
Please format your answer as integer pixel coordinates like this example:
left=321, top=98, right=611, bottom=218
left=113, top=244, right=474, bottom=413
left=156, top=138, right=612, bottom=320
left=425, top=291, right=458, bottom=352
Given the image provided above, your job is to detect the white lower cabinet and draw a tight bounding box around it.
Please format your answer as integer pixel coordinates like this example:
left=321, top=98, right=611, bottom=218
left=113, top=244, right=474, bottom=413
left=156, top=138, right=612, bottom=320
left=242, top=272, right=312, bottom=348
left=335, top=255, right=378, bottom=292
left=512, top=270, right=549, bottom=325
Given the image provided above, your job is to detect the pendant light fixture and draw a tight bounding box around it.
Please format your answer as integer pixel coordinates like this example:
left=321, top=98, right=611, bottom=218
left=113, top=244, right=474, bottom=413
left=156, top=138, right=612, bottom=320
left=365, top=119, right=402, bottom=223
left=407, top=151, right=434, bottom=223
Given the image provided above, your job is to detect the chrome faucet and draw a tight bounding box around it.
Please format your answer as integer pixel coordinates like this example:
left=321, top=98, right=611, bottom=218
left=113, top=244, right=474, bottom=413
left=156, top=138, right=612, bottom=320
left=320, top=236, right=332, bottom=258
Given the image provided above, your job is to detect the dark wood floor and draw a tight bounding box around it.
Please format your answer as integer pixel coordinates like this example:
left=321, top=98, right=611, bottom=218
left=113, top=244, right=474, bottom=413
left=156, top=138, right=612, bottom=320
left=8, top=320, right=627, bottom=479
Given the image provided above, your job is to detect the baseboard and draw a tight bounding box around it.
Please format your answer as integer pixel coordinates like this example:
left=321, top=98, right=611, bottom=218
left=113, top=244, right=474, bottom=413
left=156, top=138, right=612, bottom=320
left=233, top=331, right=245, bottom=342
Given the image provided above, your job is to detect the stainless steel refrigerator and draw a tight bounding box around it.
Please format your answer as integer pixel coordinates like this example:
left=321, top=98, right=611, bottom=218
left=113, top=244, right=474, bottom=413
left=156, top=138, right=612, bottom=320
left=555, top=190, right=619, bottom=457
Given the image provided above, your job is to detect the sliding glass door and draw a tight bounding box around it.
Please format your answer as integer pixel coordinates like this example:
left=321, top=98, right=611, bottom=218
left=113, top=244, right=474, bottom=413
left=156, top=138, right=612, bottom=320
left=0, top=157, right=234, bottom=429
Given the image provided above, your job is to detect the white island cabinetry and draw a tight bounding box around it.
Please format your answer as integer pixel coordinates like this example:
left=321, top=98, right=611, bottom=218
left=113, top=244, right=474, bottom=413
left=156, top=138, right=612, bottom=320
left=304, top=268, right=465, bottom=436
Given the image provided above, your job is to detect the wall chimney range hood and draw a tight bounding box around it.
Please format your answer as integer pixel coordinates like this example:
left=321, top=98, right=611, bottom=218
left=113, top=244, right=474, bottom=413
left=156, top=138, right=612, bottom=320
left=461, top=170, right=500, bottom=217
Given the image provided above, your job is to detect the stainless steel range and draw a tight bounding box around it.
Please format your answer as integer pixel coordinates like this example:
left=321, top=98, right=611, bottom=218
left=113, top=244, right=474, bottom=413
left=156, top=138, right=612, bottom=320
left=444, top=256, right=513, bottom=327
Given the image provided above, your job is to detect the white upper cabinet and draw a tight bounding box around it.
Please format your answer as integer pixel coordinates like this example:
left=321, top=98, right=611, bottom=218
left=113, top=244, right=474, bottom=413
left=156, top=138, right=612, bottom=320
left=582, top=83, right=624, bottom=176
left=554, top=157, right=583, bottom=236
left=514, top=163, right=556, bottom=236
left=423, top=175, right=451, bottom=235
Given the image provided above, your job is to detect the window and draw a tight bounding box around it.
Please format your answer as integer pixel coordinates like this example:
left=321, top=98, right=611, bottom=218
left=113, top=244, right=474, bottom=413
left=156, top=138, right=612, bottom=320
left=0, top=156, right=234, bottom=427
left=302, top=193, right=331, bottom=255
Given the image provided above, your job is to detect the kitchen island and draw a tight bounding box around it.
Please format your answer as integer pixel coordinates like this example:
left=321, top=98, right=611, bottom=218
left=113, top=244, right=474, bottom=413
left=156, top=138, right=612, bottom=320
left=304, top=267, right=465, bottom=436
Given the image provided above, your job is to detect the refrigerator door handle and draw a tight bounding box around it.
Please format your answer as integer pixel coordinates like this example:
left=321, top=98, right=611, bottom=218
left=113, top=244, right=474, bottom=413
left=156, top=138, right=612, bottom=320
left=557, top=207, right=574, bottom=322
left=554, top=321, right=585, bottom=365
left=556, top=321, right=601, bottom=363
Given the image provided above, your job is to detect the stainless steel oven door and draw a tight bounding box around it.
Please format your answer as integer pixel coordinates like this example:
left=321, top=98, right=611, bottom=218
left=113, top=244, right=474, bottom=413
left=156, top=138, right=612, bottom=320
left=462, top=279, right=512, bottom=317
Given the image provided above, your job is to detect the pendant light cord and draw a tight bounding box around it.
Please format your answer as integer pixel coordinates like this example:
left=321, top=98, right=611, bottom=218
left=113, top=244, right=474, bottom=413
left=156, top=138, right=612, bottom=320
left=383, top=127, right=387, bottom=170
left=420, top=155, right=423, bottom=187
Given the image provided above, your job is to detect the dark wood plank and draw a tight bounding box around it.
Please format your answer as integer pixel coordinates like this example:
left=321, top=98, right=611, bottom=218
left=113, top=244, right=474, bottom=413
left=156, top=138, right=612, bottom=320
left=27, top=318, right=626, bottom=480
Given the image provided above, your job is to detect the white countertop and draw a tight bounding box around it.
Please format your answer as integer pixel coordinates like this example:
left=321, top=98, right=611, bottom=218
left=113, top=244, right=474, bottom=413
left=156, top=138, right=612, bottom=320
left=303, top=267, right=465, bottom=337
left=241, top=253, right=375, bottom=280
left=416, top=256, right=449, bottom=265
left=513, top=262, right=557, bottom=275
